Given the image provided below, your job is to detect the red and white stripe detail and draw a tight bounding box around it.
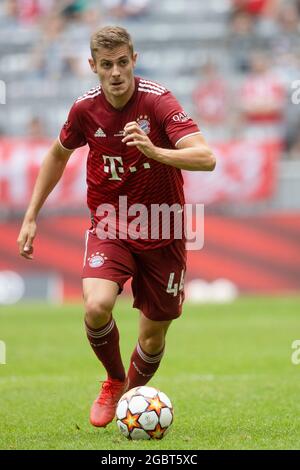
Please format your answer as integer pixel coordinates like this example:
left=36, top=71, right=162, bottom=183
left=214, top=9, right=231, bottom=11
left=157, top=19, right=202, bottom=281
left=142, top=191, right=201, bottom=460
left=136, top=342, right=165, bottom=363
left=76, top=86, right=101, bottom=103
left=138, top=79, right=166, bottom=96
left=139, top=79, right=166, bottom=92
left=85, top=318, right=115, bottom=338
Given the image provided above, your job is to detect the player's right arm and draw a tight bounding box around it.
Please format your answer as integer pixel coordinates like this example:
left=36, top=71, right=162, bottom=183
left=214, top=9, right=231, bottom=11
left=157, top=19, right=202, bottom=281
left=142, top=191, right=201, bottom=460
left=17, top=139, right=75, bottom=259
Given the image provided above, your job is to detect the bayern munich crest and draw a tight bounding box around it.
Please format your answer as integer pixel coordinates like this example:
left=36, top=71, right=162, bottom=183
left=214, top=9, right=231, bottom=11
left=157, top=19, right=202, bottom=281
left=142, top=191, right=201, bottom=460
left=88, top=252, right=108, bottom=268
left=137, top=115, right=151, bottom=135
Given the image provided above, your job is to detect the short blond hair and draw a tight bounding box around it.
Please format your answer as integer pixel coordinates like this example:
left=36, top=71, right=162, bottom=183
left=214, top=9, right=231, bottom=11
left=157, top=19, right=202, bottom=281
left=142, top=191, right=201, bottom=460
left=90, top=26, right=134, bottom=60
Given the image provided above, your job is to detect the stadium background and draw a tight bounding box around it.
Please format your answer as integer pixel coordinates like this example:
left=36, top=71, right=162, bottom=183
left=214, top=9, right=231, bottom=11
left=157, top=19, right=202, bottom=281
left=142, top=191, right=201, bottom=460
left=0, top=0, right=300, bottom=451
left=1, top=0, right=300, bottom=303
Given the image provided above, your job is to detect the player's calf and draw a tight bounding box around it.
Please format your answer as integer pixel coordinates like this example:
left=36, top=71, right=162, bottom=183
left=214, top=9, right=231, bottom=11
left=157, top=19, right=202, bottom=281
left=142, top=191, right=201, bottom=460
left=126, top=341, right=165, bottom=390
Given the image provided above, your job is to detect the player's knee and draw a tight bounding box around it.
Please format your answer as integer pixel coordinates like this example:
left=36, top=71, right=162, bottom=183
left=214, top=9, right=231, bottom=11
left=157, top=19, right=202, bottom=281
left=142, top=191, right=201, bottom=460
left=84, top=297, right=113, bottom=327
left=139, top=334, right=165, bottom=355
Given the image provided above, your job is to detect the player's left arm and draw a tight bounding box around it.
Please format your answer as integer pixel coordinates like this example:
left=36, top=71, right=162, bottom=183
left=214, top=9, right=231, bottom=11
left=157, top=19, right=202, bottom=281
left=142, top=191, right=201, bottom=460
left=122, top=122, right=216, bottom=171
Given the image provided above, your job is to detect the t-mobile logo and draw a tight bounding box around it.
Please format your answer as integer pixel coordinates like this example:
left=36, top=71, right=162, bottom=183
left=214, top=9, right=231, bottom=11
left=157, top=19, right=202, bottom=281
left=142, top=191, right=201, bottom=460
left=103, top=155, right=124, bottom=181
left=102, top=155, right=151, bottom=180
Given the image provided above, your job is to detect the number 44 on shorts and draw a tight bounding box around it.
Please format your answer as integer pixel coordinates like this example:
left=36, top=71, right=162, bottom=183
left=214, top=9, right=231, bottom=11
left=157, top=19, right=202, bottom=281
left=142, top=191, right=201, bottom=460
left=166, top=270, right=185, bottom=300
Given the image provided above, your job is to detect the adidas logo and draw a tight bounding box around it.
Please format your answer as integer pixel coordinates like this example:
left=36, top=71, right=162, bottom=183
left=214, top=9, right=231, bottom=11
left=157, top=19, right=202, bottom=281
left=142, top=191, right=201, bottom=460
left=94, top=127, right=106, bottom=137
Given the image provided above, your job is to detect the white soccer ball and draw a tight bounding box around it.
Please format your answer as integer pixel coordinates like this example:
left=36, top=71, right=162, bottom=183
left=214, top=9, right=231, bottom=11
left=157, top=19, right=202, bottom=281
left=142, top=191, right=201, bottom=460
left=115, top=386, right=174, bottom=440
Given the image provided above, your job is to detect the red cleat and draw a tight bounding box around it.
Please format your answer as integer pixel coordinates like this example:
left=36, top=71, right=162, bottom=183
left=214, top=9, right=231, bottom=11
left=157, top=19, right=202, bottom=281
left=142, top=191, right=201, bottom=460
left=90, top=378, right=127, bottom=427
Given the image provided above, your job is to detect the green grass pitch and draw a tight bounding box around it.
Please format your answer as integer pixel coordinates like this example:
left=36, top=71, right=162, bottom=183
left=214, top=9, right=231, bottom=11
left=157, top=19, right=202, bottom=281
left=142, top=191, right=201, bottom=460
left=1, top=296, right=300, bottom=450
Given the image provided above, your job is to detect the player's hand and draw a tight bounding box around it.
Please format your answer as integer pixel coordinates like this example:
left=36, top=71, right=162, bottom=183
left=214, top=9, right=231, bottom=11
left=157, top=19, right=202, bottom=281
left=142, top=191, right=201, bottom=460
left=122, top=122, right=158, bottom=159
left=17, top=219, right=37, bottom=260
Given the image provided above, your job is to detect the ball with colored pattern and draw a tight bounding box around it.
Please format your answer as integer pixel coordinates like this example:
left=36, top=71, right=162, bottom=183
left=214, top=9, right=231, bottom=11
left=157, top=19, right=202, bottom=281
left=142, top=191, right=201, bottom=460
left=115, top=386, right=174, bottom=440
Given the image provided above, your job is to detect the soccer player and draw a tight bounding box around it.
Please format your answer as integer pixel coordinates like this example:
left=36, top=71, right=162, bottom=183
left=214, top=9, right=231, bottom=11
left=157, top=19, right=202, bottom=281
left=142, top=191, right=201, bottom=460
left=17, top=26, right=216, bottom=428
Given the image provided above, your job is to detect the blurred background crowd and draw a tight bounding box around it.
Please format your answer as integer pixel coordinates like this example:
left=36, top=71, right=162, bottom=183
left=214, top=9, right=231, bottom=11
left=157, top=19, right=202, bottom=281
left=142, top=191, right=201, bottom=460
left=0, top=0, right=300, bottom=157
left=0, top=0, right=299, bottom=302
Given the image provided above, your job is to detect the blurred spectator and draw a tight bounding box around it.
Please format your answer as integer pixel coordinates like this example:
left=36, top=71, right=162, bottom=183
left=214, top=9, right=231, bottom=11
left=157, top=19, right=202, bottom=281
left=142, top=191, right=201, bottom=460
left=1, top=0, right=21, bottom=25
left=26, top=3, right=103, bottom=80
left=271, top=2, right=300, bottom=56
left=27, top=116, right=45, bottom=138
left=18, top=0, right=54, bottom=24
left=60, top=5, right=104, bottom=78
left=229, top=1, right=280, bottom=53
left=61, top=2, right=103, bottom=44
left=273, top=50, right=300, bottom=87
left=238, top=50, right=286, bottom=140
left=193, top=61, right=231, bottom=142
left=277, top=2, right=300, bottom=33
left=227, top=9, right=267, bottom=72
left=29, top=14, right=70, bottom=79
left=60, top=0, right=93, bottom=22
left=102, top=0, right=150, bottom=19
left=231, top=0, right=279, bottom=17
left=1, top=0, right=98, bottom=26
left=1, top=0, right=54, bottom=25
left=229, top=8, right=255, bottom=34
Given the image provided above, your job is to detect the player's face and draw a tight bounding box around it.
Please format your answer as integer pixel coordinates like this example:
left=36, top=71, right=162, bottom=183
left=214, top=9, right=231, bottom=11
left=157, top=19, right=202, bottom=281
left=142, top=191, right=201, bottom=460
left=89, top=45, right=137, bottom=105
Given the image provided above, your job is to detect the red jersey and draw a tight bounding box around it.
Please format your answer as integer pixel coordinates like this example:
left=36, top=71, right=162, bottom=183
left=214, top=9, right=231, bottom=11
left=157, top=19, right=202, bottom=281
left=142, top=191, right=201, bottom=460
left=59, top=76, right=200, bottom=251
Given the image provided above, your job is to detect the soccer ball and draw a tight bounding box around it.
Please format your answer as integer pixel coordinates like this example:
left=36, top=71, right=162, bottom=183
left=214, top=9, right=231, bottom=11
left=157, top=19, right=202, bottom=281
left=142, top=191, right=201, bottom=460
left=115, top=386, right=174, bottom=440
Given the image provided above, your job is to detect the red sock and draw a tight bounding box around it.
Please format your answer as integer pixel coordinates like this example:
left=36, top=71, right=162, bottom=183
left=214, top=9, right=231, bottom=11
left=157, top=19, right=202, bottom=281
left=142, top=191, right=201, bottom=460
left=85, top=317, right=126, bottom=381
left=127, top=342, right=165, bottom=390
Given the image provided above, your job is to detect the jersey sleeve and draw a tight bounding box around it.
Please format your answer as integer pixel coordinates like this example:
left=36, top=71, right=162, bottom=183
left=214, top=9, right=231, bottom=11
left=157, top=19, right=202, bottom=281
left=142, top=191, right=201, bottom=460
left=59, top=102, right=87, bottom=150
left=155, top=91, right=201, bottom=147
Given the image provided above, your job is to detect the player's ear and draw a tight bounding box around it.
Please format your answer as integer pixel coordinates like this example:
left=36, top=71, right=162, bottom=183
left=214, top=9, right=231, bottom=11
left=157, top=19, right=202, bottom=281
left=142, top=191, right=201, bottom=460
left=88, top=57, right=97, bottom=74
left=132, top=52, right=138, bottom=68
